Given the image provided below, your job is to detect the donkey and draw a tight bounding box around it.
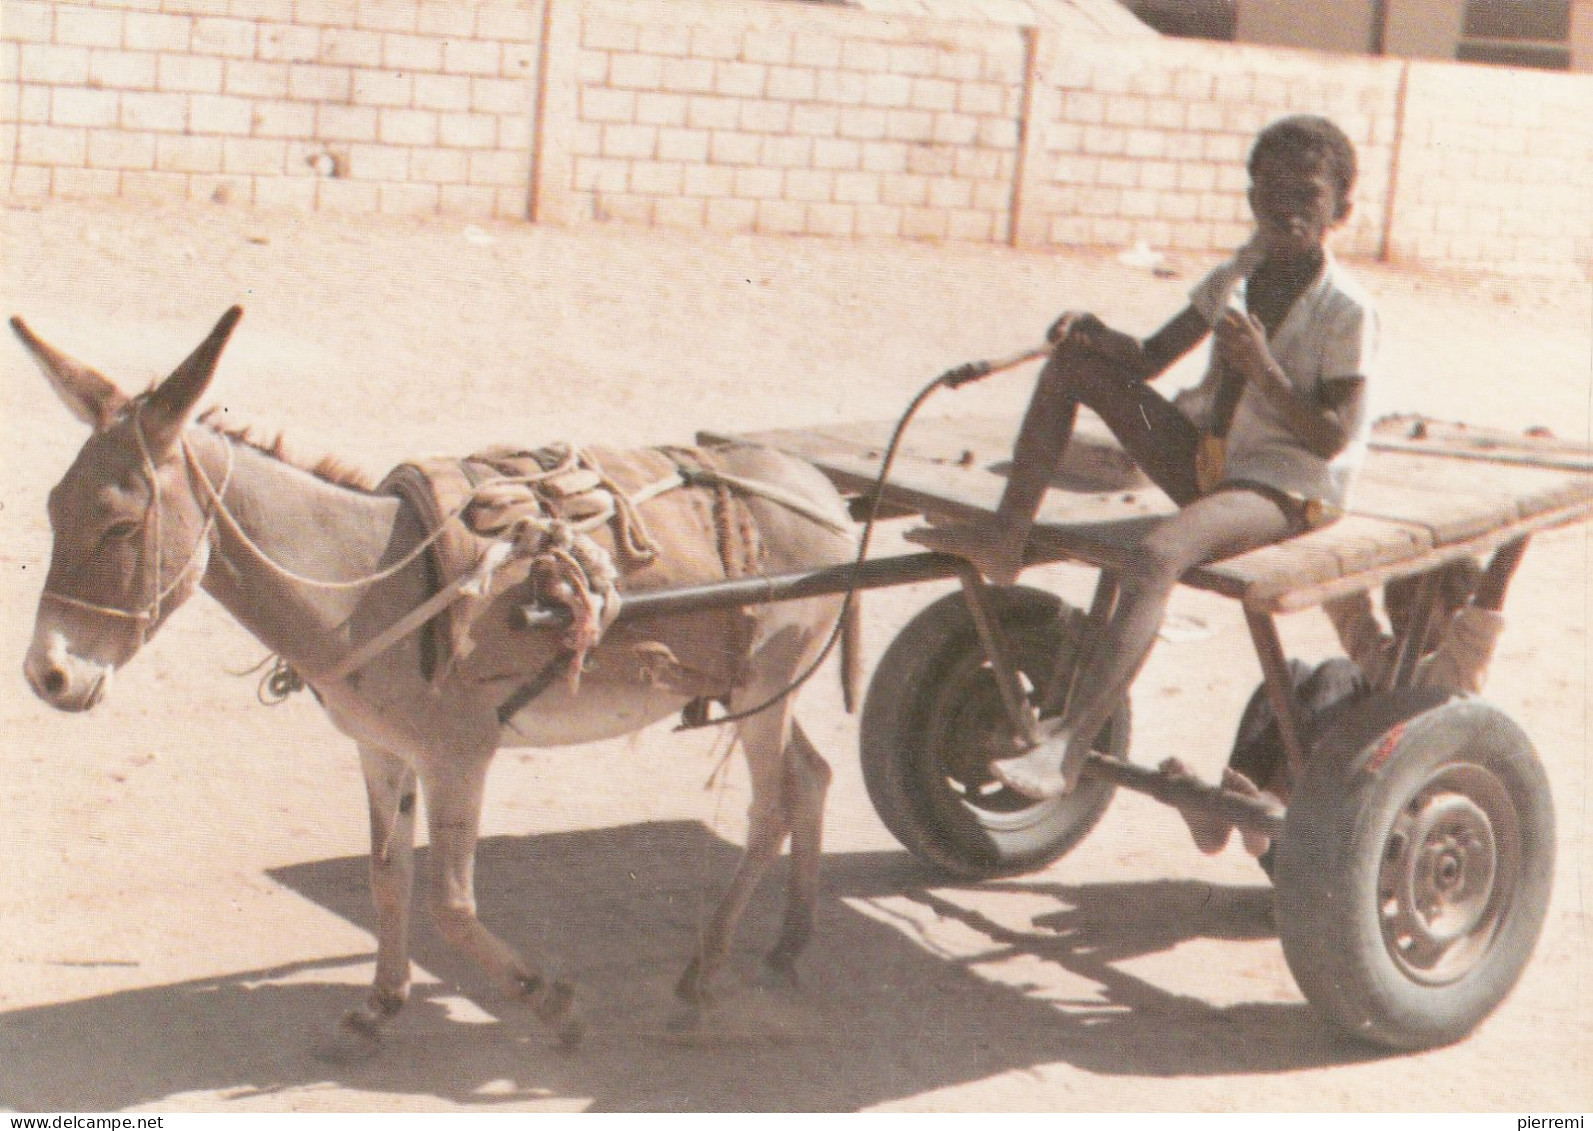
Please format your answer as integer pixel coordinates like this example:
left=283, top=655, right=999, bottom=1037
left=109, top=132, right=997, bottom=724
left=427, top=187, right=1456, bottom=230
left=14, top=307, right=857, bottom=1053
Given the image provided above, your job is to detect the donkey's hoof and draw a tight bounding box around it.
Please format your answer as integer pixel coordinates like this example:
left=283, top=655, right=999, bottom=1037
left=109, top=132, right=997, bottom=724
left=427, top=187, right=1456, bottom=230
left=530, top=978, right=575, bottom=1024
left=516, top=975, right=581, bottom=1049
left=673, top=958, right=714, bottom=1007
left=664, top=1002, right=707, bottom=1037
left=759, top=953, right=799, bottom=990
left=314, top=1011, right=383, bottom=1063
left=555, top=1016, right=585, bottom=1052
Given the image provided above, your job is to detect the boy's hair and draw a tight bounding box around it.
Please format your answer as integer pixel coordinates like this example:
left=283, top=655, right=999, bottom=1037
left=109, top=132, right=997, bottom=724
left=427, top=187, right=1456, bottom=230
left=1249, top=115, right=1358, bottom=219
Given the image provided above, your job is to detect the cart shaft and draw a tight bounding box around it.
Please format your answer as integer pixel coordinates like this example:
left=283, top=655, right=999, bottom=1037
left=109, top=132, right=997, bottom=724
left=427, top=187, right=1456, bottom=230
left=518, top=550, right=967, bottom=629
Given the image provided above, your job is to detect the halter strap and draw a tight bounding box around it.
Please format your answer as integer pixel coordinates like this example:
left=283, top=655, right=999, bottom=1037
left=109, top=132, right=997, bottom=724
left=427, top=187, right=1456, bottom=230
left=38, top=413, right=234, bottom=642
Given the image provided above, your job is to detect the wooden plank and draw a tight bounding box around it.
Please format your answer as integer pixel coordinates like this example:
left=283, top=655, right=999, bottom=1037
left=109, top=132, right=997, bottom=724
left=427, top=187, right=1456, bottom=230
left=1265, top=498, right=1593, bottom=613
left=1372, top=414, right=1593, bottom=471
left=1351, top=460, right=1517, bottom=543
left=809, top=448, right=1171, bottom=534
left=1354, top=450, right=1593, bottom=541
left=1191, top=515, right=1434, bottom=604
left=701, top=412, right=1146, bottom=497
left=708, top=414, right=1593, bottom=609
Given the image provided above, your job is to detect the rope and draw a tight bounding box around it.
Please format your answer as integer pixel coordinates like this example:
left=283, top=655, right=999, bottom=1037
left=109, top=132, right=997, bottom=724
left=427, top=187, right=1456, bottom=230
left=185, top=441, right=499, bottom=592
left=675, top=465, right=853, bottom=537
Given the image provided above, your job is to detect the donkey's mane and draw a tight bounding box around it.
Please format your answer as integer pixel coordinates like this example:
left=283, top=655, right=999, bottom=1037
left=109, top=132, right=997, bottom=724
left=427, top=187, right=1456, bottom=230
left=197, top=407, right=378, bottom=493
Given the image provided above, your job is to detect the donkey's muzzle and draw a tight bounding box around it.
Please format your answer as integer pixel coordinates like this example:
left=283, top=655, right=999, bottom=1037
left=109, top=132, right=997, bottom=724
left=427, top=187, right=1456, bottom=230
left=24, top=638, right=110, bottom=712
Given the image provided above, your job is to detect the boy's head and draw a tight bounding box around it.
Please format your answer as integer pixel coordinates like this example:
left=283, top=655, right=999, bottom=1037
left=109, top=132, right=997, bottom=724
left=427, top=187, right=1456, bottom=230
left=1247, top=116, right=1358, bottom=259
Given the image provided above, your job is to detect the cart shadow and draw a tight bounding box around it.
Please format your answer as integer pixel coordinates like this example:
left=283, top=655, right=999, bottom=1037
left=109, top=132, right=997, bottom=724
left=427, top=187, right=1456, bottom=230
left=0, top=821, right=1390, bottom=1112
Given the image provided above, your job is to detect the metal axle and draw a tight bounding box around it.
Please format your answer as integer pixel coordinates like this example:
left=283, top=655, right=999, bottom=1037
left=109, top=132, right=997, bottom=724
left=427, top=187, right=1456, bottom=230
left=1079, top=752, right=1286, bottom=839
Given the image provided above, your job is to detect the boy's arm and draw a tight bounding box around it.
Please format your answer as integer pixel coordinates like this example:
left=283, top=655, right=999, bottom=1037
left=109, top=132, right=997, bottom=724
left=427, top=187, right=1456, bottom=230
left=1050, top=235, right=1257, bottom=381
left=1141, top=306, right=1212, bottom=379
left=1323, top=591, right=1393, bottom=683
left=1214, top=308, right=1368, bottom=459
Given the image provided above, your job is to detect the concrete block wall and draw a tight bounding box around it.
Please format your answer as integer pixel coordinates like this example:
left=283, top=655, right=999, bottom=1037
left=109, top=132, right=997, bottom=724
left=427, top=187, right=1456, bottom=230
left=2, top=0, right=545, bottom=218
left=3, top=0, right=1588, bottom=279
left=1020, top=35, right=1401, bottom=258
left=1391, top=62, right=1592, bottom=279
left=534, top=0, right=1028, bottom=241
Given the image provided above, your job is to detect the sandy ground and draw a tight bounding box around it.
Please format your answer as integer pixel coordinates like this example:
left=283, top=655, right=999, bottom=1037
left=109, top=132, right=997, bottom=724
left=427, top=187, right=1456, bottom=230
left=0, top=197, right=1588, bottom=1113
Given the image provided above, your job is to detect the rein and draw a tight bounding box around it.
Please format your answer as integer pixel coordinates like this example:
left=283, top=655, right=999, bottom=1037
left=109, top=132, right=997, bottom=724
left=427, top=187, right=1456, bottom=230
left=678, top=341, right=1052, bottom=731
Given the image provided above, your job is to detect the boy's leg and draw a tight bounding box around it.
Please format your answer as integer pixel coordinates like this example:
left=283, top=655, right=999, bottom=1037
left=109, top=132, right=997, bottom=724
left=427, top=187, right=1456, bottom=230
left=909, top=344, right=1201, bottom=585
left=908, top=345, right=1089, bottom=585
left=993, top=487, right=1296, bottom=799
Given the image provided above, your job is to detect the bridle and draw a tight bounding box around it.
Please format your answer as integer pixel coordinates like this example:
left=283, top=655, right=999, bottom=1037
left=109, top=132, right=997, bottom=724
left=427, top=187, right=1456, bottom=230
left=38, top=405, right=234, bottom=647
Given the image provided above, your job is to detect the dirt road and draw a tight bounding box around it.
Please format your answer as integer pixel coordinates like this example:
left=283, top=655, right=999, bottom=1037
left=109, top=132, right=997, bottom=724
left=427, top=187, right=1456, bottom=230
left=1, top=198, right=1588, bottom=1112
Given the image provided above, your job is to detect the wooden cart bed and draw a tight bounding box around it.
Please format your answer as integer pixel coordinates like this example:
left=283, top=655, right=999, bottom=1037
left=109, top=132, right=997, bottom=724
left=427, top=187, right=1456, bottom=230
left=701, top=414, right=1593, bottom=614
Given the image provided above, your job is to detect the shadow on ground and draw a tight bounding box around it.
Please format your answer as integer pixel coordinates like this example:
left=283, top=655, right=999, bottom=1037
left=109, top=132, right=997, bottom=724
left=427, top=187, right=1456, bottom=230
left=0, top=820, right=1387, bottom=1111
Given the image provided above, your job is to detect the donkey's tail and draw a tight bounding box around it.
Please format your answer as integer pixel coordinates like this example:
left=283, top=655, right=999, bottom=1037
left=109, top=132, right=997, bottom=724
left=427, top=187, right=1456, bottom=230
left=840, top=593, right=862, bottom=714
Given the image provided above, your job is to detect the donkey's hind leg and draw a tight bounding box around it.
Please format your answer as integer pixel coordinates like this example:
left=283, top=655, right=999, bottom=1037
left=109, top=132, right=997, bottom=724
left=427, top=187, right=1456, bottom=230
left=321, top=744, right=417, bottom=1060
left=763, top=718, right=831, bottom=984
left=420, top=751, right=583, bottom=1049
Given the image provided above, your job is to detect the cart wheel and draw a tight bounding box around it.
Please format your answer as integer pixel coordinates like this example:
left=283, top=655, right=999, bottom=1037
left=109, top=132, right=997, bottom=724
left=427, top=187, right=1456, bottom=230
left=1275, top=694, right=1555, bottom=1050
left=860, top=586, right=1130, bottom=880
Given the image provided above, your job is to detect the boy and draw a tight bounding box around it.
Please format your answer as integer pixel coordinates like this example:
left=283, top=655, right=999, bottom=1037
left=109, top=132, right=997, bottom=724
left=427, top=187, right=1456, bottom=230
left=911, top=115, right=1378, bottom=800
left=1169, top=540, right=1526, bottom=858
left=1325, top=538, right=1525, bottom=696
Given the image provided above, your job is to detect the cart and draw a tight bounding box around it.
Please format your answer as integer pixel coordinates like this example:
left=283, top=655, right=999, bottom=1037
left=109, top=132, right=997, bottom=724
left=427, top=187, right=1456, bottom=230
left=540, top=409, right=1593, bottom=1050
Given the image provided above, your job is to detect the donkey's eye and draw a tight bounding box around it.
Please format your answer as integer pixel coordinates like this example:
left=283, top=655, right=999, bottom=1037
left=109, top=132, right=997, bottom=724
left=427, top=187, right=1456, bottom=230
left=102, top=519, right=141, bottom=542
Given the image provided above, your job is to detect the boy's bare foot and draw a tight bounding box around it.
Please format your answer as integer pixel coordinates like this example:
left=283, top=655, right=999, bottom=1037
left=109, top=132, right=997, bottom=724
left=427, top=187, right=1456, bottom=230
left=991, top=724, right=1083, bottom=800
left=905, top=522, right=1025, bottom=588
left=1159, top=757, right=1232, bottom=854
left=1221, top=767, right=1275, bottom=858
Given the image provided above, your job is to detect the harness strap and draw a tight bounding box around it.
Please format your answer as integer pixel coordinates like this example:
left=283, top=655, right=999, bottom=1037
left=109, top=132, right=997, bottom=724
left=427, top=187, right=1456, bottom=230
left=316, top=446, right=848, bottom=687
left=40, top=431, right=235, bottom=634
left=315, top=550, right=504, bottom=684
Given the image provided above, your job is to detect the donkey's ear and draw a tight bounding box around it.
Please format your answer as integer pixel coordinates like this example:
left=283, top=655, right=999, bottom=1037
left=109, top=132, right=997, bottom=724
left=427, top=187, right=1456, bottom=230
left=10, top=316, right=128, bottom=431
left=143, top=306, right=243, bottom=450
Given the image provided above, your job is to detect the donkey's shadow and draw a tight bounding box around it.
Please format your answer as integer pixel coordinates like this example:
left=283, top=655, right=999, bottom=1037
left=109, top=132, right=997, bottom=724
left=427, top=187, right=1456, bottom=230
left=0, top=820, right=1384, bottom=1112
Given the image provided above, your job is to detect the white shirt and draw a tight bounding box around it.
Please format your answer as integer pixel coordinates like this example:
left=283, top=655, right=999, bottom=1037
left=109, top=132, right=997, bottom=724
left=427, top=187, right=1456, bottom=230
left=1178, top=247, right=1380, bottom=510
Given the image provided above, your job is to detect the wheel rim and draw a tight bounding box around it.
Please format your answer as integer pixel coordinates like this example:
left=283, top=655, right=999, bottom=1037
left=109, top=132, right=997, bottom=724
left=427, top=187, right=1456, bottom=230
left=1378, top=763, right=1520, bottom=986
left=918, top=632, right=1113, bottom=831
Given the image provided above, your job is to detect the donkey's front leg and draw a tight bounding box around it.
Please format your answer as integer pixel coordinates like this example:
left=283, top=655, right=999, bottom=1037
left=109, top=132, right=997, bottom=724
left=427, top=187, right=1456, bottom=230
left=422, top=753, right=583, bottom=1049
left=320, top=744, right=417, bottom=1061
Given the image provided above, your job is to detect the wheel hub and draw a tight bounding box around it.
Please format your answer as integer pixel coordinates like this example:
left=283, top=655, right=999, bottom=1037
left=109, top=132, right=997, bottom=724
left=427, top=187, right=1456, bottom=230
left=1379, top=773, right=1514, bottom=985
left=1402, top=793, right=1496, bottom=946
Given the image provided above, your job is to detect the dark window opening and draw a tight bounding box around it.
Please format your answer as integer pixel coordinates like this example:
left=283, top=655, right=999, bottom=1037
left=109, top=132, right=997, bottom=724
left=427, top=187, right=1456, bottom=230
left=1460, top=0, right=1572, bottom=69
left=1462, top=0, right=1570, bottom=41
left=1119, top=0, right=1236, bottom=41
left=1457, top=40, right=1571, bottom=67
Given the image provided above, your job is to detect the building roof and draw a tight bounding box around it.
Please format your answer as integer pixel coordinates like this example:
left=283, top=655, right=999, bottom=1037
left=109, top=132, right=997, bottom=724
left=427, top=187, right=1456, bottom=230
left=846, top=0, right=1157, bottom=35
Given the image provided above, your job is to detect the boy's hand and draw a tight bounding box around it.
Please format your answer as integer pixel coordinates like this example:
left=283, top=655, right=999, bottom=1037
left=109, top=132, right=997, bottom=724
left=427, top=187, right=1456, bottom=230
left=1048, top=311, right=1143, bottom=372
left=1214, top=308, right=1281, bottom=386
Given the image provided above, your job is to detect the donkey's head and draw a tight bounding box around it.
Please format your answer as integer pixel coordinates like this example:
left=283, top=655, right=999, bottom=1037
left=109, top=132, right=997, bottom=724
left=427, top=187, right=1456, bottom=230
left=13, top=308, right=242, bottom=711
